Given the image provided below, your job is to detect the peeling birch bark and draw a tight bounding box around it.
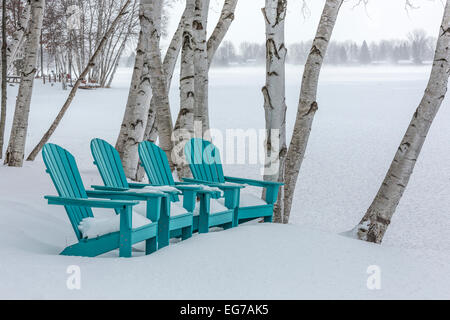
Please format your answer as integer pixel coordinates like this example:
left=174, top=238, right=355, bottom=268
left=355, top=0, right=450, bottom=244
left=4, top=0, right=45, bottom=167
left=283, top=0, right=343, bottom=223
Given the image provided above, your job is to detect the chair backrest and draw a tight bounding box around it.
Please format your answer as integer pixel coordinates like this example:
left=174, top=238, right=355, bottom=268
left=139, top=141, right=176, bottom=186
left=42, top=144, right=93, bottom=240
left=139, top=141, right=179, bottom=202
left=185, top=138, right=225, bottom=184
left=90, top=138, right=129, bottom=189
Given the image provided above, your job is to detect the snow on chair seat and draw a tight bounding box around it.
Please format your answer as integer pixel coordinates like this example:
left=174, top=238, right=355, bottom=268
left=79, top=212, right=153, bottom=239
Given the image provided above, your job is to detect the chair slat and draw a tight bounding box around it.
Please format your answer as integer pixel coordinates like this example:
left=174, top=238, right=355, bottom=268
left=43, top=144, right=93, bottom=240
left=91, top=139, right=129, bottom=189
left=186, top=139, right=225, bottom=183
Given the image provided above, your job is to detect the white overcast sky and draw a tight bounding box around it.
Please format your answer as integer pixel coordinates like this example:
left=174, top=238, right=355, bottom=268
left=164, top=0, right=444, bottom=48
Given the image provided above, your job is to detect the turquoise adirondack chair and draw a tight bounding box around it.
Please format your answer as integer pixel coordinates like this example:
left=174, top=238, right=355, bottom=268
left=42, top=143, right=167, bottom=258
left=90, top=138, right=195, bottom=248
left=184, top=138, right=284, bottom=225
left=138, top=141, right=243, bottom=233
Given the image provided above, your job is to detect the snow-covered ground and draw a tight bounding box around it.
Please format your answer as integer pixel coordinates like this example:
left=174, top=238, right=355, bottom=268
left=0, top=65, right=449, bottom=299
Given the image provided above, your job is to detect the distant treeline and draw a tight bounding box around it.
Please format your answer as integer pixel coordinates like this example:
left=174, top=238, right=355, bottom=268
left=210, top=29, right=436, bottom=67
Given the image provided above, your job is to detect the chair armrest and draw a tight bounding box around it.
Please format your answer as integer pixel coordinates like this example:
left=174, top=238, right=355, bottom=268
left=44, top=196, right=138, bottom=209
left=91, top=185, right=129, bottom=192
left=224, top=176, right=284, bottom=188
left=182, top=178, right=246, bottom=190
left=86, top=190, right=168, bottom=201
left=175, top=185, right=216, bottom=194
left=225, top=177, right=283, bottom=205
left=127, top=183, right=151, bottom=189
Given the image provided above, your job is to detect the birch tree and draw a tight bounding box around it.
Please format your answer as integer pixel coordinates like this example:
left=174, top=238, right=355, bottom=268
left=115, top=0, right=155, bottom=178
left=147, top=0, right=174, bottom=170
left=354, top=0, right=450, bottom=244
left=142, top=7, right=186, bottom=145
left=193, top=0, right=210, bottom=136
left=26, top=0, right=132, bottom=162
left=282, top=0, right=343, bottom=223
left=173, top=0, right=196, bottom=178
left=4, top=0, right=45, bottom=167
left=262, top=0, right=287, bottom=223
left=134, top=4, right=187, bottom=181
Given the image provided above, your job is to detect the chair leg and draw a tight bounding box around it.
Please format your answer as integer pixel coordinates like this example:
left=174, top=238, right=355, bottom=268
left=232, top=208, right=239, bottom=227
left=223, top=222, right=233, bottom=230
left=119, top=239, right=132, bottom=258
left=264, top=216, right=273, bottom=223
left=181, top=226, right=193, bottom=240
left=158, top=215, right=170, bottom=249
left=146, top=236, right=158, bottom=255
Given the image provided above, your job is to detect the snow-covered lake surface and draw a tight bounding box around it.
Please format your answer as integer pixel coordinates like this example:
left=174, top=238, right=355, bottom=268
left=0, top=65, right=449, bottom=299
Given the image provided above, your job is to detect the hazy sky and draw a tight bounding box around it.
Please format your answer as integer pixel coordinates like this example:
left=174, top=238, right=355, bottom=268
left=164, top=0, right=444, bottom=48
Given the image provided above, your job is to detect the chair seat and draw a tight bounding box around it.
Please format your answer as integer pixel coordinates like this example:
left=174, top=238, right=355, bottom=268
left=78, top=211, right=153, bottom=239
left=219, top=192, right=267, bottom=208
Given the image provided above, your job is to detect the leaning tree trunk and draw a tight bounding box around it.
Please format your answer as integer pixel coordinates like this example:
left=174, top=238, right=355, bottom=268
left=354, top=0, right=450, bottom=244
left=4, top=0, right=45, bottom=167
left=173, top=0, right=196, bottom=179
left=0, top=0, right=7, bottom=159
left=26, top=0, right=132, bottom=162
left=207, top=0, right=238, bottom=69
left=262, top=0, right=287, bottom=223
left=193, top=0, right=210, bottom=137
left=283, top=0, right=343, bottom=223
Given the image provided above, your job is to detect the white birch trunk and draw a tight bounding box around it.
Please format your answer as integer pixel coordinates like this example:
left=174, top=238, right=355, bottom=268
left=134, top=7, right=186, bottom=182
left=283, top=0, right=343, bottom=223
left=4, top=0, right=45, bottom=167
left=147, top=0, right=175, bottom=170
left=354, top=0, right=450, bottom=244
left=173, top=0, right=196, bottom=179
left=193, top=0, right=210, bottom=136
left=142, top=6, right=186, bottom=144
left=262, top=0, right=287, bottom=223
left=115, top=31, right=145, bottom=165
left=115, top=0, right=155, bottom=179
